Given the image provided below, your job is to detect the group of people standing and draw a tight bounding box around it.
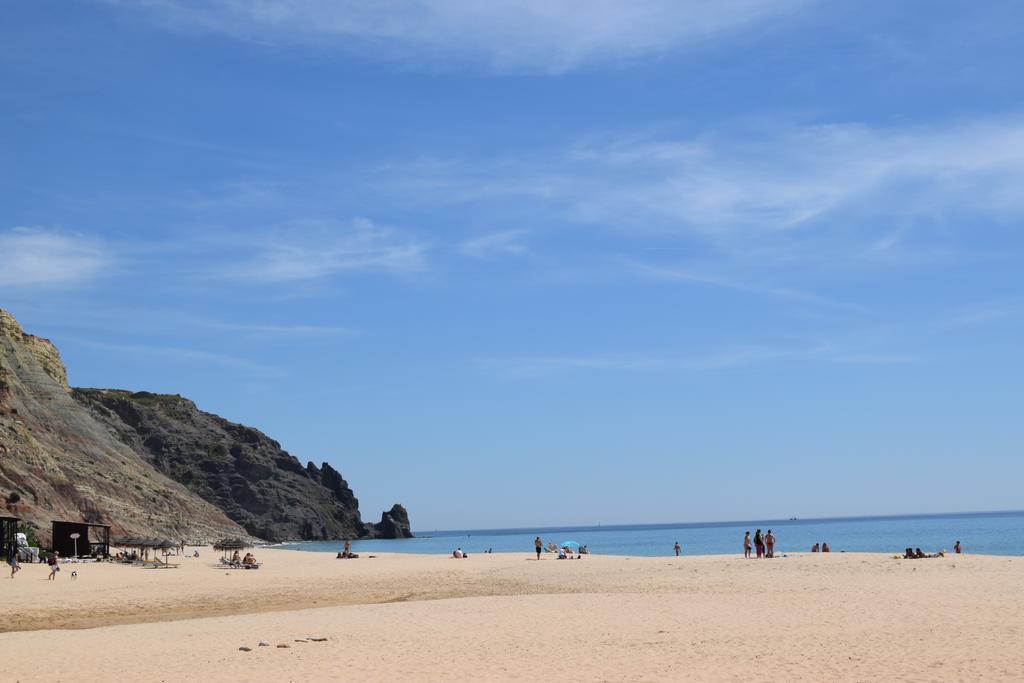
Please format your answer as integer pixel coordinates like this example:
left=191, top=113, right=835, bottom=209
left=743, top=529, right=775, bottom=558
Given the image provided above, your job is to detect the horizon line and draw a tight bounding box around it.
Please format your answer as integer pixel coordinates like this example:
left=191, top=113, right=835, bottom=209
left=414, top=508, right=1024, bottom=537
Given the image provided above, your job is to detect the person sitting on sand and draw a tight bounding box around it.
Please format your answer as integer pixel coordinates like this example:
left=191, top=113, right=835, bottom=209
left=557, top=547, right=568, bottom=559
left=904, top=547, right=915, bottom=559
left=914, top=548, right=925, bottom=559
left=580, top=545, right=589, bottom=555
left=242, top=553, right=257, bottom=566
left=811, top=543, right=819, bottom=553
left=954, top=540, right=961, bottom=554
left=822, top=542, right=830, bottom=553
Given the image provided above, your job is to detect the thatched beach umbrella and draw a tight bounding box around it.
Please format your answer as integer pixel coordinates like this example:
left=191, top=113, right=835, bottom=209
left=112, top=536, right=152, bottom=561
left=213, top=537, right=251, bottom=557
left=151, top=538, right=177, bottom=564
left=113, top=536, right=144, bottom=550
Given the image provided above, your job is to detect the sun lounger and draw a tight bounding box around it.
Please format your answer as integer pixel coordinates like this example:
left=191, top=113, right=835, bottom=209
left=138, top=559, right=178, bottom=569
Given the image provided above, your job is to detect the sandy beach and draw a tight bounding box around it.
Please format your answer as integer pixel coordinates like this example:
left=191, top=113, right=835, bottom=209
left=2, top=547, right=1023, bottom=682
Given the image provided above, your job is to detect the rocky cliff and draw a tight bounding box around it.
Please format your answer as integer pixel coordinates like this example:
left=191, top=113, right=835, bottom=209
left=0, top=310, right=249, bottom=544
left=0, top=309, right=412, bottom=544
left=73, top=389, right=409, bottom=541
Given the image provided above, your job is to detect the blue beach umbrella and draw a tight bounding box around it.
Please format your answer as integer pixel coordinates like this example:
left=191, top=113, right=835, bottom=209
left=561, top=540, right=580, bottom=551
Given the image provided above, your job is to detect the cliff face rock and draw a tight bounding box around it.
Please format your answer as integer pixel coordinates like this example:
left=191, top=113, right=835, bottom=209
left=0, top=309, right=411, bottom=544
left=1, top=310, right=68, bottom=390
left=73, top=389, right=382, bottom=542
left=0, top=311, right=249, bottom=544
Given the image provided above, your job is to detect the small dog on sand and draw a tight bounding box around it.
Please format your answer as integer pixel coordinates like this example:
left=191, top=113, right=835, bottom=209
left=70, top=570, right=78, bottom=580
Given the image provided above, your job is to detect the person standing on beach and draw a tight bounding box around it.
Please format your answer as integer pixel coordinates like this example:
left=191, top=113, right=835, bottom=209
left=9, top=550, right=20, bottom=578
left=674, top=541, right=681, bottom=557
left=535, top=536, right=542, bottom=560
left=743, top=532, right=752, bottom=558
left=765, top=530, right=775, bottom=558
left=954, top=540, right=961, bottom=554
left=754, top=529, right=764, bottom=559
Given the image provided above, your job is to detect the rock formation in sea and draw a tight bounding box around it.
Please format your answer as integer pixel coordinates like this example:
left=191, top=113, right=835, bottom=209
left=373, top=504, right=413, bottom=540
left=0, top=309, right=412, bottom=544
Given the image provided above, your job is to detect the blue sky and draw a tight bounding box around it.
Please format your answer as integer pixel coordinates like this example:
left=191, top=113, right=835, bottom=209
left=3, top=1, right=1022, bottom=530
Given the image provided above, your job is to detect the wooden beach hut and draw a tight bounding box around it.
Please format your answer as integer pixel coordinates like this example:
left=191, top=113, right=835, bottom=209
left=51, top=520, right=111, bottom=558
left=0, top=515, right=19, bottom=561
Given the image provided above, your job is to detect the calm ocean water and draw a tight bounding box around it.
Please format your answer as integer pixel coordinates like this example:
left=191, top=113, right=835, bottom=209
left=277, top=510, right=1024, bottom=557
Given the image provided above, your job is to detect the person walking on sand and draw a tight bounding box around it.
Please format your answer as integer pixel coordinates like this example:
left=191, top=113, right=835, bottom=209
left=743, top=531, right=752, bottom=558
left=674, top=541, right=681, bottom=557
left=765, top=530, right=775, bottom=558
left=754, top=529, right=764, bottom=559
left=535, top=536, right=542, bottom=560
left=47, top=551, right=59, bottom=580
left=9, top=550, right=20, bottom=578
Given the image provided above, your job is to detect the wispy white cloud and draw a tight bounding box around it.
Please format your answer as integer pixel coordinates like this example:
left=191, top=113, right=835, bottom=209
left=116, top=0, right=809, bottom=73
left=476, top=324, right=931, bottom=378
left=0, top=227, right=112, bottom=289
left=69, top=338, right=285, bottom=376
left=625, top=259, right=827, bottom=304
left=200, top=320, right=358, bottom=337
left=939, top=301, right=1023, bottom=330
left=4, top=305, right=359, bottom=339
left=591, top=119, right=1024, bottom=237
left=834, top=353, right=921, bottom=365
left=476, top=344, right=831, bottom=379
left=458, top=229, right=528, bottom=259
left=178, top=180, right=286, bottom=213
left=377, top=117, right=1024, bottom=253
left=218, top=218, right=427, bottom=283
